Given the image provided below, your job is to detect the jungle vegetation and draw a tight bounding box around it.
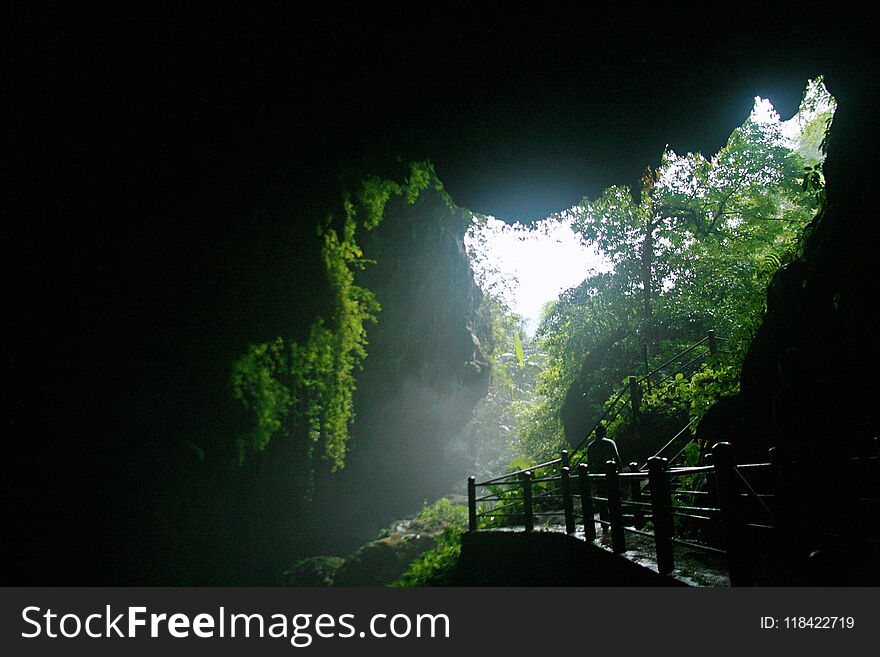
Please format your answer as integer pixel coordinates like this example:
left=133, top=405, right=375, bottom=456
left=231, top=80, right=835, bottom=586
left=231, top=162, right=445, bottom=471
left=466, top=78, right=835, bottom=470
left=381, top=79, right=837, bottom=587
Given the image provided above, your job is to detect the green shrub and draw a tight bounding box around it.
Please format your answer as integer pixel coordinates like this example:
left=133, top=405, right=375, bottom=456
left=409, top=498, right=467, bottom=535
left=391, top=526, right=463, bottom=587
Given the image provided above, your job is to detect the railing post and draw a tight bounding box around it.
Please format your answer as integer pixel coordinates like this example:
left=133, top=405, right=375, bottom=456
left=560, top=449, right=570, bottom=470
left=648, top=457, right=674, bottom=576
left=605, top=460, right=626, bottom=553
left=561, top=466, right=575, bottom=534
left=578, top=463, right=596, bottom=541
left=708, top=329, right=717, bottom=355
left=711, top=442, right=754, bottom=586
left=521, top=470, right=534, bottom=532
left=768, top=446, right=783, bottom=475
left=629, top=375, right=641, bottom=419
left=628, top=461, right=645, bottom=528
left=467, top=475, right=477, bottom=532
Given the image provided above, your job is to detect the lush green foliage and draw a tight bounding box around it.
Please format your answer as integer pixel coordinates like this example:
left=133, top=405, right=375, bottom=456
left=391, top=526, right=463, bottom=587
left=603, top=361, right=740, bottom=444
left=510, top=80, right=834, bottom=464
left=408, top=497, right=468, bottom=535
left=231, top=162, right=440, bottom=469
left=646, top=362, right=739, bottom=426
left=391, top=498, right=468, bottom=587
left=572, top=87, right=832, bottom=344
left=516, top=275, right=634, bottom=461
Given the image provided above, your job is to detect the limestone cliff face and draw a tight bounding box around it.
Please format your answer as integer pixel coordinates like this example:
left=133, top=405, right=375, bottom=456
left=359, top=189, right=491, bottom=413
left=311, top=188, right=492, bottom=544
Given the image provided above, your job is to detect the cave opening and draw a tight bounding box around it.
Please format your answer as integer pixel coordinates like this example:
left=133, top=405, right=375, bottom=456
left=453, top=79, right=835, bottom=483
left=466, top=212, right=609, bottom=337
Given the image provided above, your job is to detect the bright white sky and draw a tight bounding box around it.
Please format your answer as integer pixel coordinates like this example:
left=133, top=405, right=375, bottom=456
left=466, top=215, right=609, bottom=336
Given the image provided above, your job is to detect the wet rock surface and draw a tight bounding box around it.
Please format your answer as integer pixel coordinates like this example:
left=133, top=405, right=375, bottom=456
left=286, top=518, right=443, bottom=587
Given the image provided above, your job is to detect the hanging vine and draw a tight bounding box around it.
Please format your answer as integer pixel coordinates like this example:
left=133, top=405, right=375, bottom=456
left=231, top=162, right=443, bottom=470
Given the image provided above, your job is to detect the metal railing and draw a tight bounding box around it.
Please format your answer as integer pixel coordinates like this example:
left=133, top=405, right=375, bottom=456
left=465, top=322, right=879, bottom=585
left=569, top=331, right=724, bottom=467
left=471, top=332, right=724, bottom=500
left=468, top=438, right=880, bottom=585
left=468, top=442, right=776, bottom=585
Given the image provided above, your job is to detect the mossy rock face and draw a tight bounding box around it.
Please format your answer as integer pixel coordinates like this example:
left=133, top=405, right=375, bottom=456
left=284, top=556, right=345, bottom=587
left=288, top=501, right=467, bottom=587
left=332, top=527, right=437, bottom=587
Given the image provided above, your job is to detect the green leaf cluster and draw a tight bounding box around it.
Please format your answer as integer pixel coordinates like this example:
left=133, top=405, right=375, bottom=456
left=608, top=362, right=739, bottom=438
left=231, top=162, right=441, bottom=470
left=408, top=498, right=468, bottom=535
left=392, top=498, right=468, bottom=587
left=391, top=525, right=463, bottom=587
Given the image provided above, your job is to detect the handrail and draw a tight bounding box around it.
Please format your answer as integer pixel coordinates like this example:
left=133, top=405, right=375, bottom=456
left=570, top=383, right=631, bottom=461
left=639, top=417, right=698, bottom=470
left=655, top=351, right=709, bottom=386
left=477, top=457, right=562, bottom=486
left=570, top=332, right=721, bottom=466
left=466, top=443, right=878, bottom=585
left=617, top=470, right=651, bottom=479
left=637, top=335, right=710, bottom=385
left=735, top=467, right=775, bottom=518
left=463, top=332, right=789, bottom=584
left=478, top=499, right=525, bottom=515
left=468, top=441, right=786, bottom=585
left=529, top=475, right=563, bottom=484
left=667, top=465, right=715, bottom=475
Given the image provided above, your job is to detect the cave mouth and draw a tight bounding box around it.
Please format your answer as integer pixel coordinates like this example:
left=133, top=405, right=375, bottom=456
left=465, top=212, right=608, bottom=336
left=464, top=78, right=835, bottom=338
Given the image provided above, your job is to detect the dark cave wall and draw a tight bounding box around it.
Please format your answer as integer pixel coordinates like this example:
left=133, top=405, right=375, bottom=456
left=694, top=78, right=880, bottom=582
left=195, top=185, right=494, bottom=578
left=127, top=186, right=493, bottom=583
left=310, top=188, right=492, bottom=547
left=704, top=75, right=880, bottom=461
left=3, top=179, right=492, bottom=585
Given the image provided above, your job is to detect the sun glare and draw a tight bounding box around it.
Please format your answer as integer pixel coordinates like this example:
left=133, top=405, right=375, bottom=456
left=466, top=214, right=609, bottom=335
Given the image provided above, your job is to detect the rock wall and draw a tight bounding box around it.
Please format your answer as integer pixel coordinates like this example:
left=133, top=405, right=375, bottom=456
left=709, top=77, right=880, bottom=463
left=309, top=188, right=492, bottom=549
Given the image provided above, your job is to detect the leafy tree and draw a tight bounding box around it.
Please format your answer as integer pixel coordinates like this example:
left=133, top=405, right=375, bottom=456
left=515, top=275, right=638, bottom=460
left=515, top=80, right=834, bottom=462
left=574, top=83, right=833, bottom=349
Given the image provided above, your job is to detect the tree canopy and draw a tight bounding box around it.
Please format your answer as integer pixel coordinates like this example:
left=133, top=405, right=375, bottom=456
left=502, top=79, right=835, bottom=463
